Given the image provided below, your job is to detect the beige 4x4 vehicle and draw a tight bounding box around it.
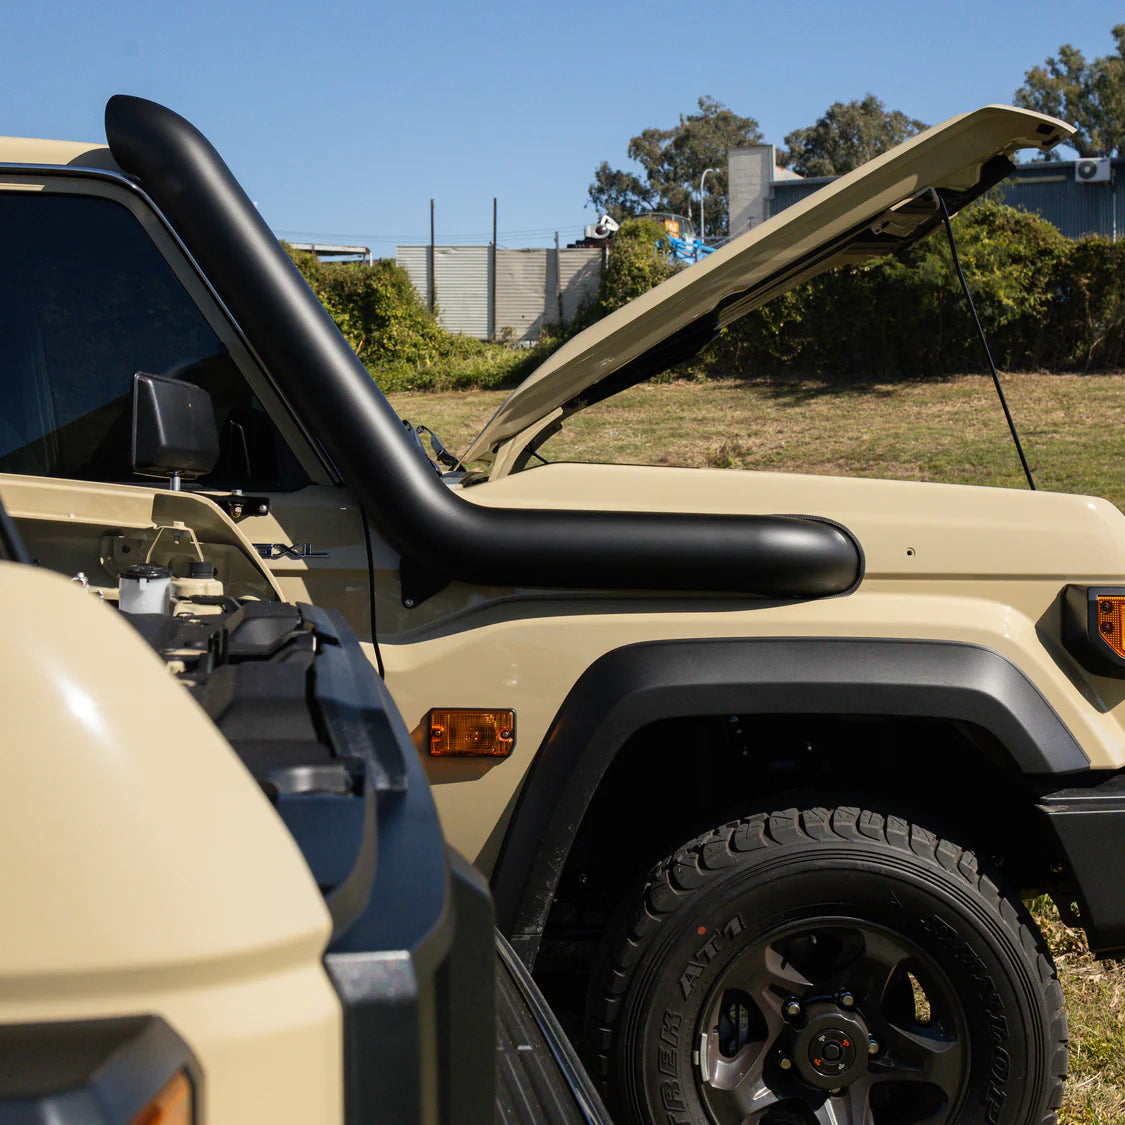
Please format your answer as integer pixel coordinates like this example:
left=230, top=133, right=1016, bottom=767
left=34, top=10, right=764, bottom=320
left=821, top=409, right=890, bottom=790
left=0, top=458, right=609, bottom=1124
left=1, top=96, right=1116, bottom=1125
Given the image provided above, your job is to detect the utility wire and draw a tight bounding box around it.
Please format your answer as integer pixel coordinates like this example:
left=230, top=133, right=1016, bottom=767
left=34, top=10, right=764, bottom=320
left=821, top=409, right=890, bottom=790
left=275, top=224, right=587, bottom=247
left=937, top=193, right=1035, bottom=490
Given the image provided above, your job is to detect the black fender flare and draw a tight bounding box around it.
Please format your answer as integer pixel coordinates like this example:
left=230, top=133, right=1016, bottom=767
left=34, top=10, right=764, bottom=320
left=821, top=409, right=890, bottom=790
left=490, top=637, right=1088, bottom=961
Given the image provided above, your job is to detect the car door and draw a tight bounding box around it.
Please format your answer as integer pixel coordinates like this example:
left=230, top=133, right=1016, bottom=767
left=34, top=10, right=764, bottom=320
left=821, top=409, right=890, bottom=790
left=0, top=171, right=378, bottom=643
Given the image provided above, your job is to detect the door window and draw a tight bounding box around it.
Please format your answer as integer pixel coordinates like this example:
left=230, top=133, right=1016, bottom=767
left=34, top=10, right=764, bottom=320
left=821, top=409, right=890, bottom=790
left=0, top=191, right=305, bottom=490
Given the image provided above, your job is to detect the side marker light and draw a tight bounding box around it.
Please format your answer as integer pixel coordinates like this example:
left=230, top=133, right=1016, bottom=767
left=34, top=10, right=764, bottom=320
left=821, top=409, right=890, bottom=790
left=427, top=709, right=515, bottom=757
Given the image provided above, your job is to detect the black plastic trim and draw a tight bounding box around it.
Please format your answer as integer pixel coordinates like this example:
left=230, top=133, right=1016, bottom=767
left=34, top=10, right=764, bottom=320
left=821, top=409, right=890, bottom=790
left=491, top=637, right=1089, bottom=958
left=0, top=492, right=30, bottom=566
left=495, top=932, right=613, bottom=1124
left=214, top=601, right=495, bottom=1124
left=130, top=371, right=220, bottom=481
left=0, top=1015, right=196, bottom=1124
left=438, top=852, right=497, bottom=1123
left=301, top=605, right=407, bottom=794
left=103, top=95, right=861, bottom=601
left=303, top=607, right=493, bottom=1125
left=1038, top=773, right=1125, bottom=955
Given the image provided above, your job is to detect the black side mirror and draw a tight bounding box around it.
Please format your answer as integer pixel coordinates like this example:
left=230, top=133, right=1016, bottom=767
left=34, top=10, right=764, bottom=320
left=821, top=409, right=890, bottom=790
left=131, top=372, right=220, bottom=490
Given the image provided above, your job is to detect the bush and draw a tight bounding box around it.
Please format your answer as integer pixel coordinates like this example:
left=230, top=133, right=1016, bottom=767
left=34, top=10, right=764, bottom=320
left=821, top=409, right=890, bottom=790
left=1050, top=237, right=1125, bottom=370
left=285, top=246, right=534, bottom=391
left=579, top=219, right=679, bottom=322
left=285, top=198, right=1123, bottom=395
left=702, top=199, right=1123, bottom=378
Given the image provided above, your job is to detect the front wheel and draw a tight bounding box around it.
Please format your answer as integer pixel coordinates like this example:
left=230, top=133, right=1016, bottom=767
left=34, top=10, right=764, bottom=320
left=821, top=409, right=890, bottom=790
left=589, top=807, right=1067, bottom=1125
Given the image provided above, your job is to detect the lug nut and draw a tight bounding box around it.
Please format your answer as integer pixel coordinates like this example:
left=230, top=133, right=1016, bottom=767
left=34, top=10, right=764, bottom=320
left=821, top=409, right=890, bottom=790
left=838, top=991, right=855, bottom=1009
left=778, top=1055, right=792, bottom=1071
left=868, top=1036, right=879, bottom=1056
left=784, top=999, right=802, bottom=1019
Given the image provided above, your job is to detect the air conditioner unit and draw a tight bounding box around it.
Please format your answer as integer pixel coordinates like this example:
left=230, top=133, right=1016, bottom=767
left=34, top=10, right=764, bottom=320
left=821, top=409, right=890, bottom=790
left=585, top=214, right=620, bottom=239
left=1076, top=158, right=1111, bottom=183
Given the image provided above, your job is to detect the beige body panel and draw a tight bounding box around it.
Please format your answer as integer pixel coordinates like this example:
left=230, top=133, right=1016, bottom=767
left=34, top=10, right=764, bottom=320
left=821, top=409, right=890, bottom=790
left=0, top=137, right=116, bottom=168
left=465, top=461, right=1125, bottom=581
left=0, top=562, right=341, bottom=1122
left=222, top=484, right=373, bottom=636
left=0, top=474, right=284, bottom=601
left=373, top=463, right=1125, bottom=865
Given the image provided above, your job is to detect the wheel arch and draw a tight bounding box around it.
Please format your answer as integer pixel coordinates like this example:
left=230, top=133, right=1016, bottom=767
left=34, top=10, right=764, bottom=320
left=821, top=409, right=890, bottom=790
left=490, top=637, right=1088, bottom=964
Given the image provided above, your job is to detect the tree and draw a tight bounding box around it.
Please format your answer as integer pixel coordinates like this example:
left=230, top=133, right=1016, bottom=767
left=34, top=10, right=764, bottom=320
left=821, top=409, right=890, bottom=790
left=587, top=163, right=651, bottom=221
left=780, top=95, right=927, bottom=177
left=1014, top=25, right=1125, bottom=157
left=588, top=97, right=762, bottom=238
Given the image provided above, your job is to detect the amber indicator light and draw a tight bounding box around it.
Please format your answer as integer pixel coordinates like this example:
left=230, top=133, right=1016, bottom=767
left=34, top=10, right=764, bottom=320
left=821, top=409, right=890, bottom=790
left=1096, top=595, right=1125, bottom=660
left=428, top=709, right=515, bottom=757
left=130, top=1070, right=192, bottom=1125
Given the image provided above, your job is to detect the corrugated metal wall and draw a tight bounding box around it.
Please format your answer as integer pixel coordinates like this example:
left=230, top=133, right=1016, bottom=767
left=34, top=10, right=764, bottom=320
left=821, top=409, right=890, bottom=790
left=994, top=166, right=1123, bottom=240
left=767, top=160, right=1124, bottom=241
left=496, top=249, right=551, bottom=342
left=558, top=249, right=603, bottom=322
left=397, top=246, right=602, bottom=342
left=396, top=245, right=490, bottom=337
left=396, top=245, right=431, bottom=308
left=438, top=247, right=491, bottom=337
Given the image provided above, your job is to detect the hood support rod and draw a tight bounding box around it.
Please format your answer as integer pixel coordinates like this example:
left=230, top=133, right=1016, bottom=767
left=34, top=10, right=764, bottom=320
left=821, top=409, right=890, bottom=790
left=937, top=192, right=1035, bottom=491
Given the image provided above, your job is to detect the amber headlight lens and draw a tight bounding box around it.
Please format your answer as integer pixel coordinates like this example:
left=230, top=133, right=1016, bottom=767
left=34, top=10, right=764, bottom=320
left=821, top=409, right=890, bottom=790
left=1095, top=596, right=1125, bottom=659
left=0, top=1016, right=195, bottom=1125
left=131, top=1070, right=192, bottom=1125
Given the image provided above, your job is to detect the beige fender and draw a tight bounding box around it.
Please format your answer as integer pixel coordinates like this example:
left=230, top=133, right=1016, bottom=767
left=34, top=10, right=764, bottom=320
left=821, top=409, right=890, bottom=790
left=0, top=562, right=342, bottom=1124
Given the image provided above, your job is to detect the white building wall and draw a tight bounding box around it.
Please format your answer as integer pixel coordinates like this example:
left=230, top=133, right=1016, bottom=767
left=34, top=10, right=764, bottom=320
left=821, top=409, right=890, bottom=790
left=728, top=146, right=803, bottom=238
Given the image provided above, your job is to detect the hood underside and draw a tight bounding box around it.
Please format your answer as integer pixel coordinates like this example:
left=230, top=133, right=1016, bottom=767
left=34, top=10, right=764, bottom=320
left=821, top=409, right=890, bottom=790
left=461, top=105, right=1073, bottom=466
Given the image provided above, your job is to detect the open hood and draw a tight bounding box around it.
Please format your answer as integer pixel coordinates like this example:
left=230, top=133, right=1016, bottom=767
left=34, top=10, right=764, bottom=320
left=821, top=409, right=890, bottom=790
left=461, top=105, right=1072, bottom=468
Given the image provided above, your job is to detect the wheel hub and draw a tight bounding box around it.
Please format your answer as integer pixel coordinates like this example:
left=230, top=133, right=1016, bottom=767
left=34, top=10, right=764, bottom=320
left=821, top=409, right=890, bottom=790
left=791, top=1004, right=870, bottom=1091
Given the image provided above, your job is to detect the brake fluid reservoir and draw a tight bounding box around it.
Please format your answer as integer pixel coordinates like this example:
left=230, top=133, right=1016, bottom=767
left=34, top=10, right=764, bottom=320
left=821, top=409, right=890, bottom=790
left=119, top=563, right=172, bottom=615
left=171, top=560, right=224, bottom=600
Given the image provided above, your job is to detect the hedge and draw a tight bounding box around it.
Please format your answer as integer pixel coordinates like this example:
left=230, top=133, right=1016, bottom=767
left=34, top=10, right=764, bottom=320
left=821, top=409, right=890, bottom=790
left=285, top=200, right=1124, bottom=393
left=701, top=199, right=1125, bottom=377
left=284, top=246, right=538, bottom=391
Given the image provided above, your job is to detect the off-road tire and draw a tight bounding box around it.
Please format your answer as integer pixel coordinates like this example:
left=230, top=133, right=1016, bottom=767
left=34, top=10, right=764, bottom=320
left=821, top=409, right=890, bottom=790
left=588, top=806, right=1068, bottom=1125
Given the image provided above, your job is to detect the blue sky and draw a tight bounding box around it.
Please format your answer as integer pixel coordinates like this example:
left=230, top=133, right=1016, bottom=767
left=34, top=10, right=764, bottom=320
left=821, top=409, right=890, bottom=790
left=4, top=1, right=1116, bottom=252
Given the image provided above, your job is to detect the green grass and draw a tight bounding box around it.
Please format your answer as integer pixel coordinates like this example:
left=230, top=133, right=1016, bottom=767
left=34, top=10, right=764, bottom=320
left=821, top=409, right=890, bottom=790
left=390, top=373, right=1125, bottom=509
left=1035, top=899, right=1125, bottom=1124
left=390, top=371, right=1125, bottom=1121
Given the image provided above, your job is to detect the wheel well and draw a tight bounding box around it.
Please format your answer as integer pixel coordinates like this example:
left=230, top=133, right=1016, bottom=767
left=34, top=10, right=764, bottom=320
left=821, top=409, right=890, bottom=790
left=535, top=712, right=1056, bottom=1008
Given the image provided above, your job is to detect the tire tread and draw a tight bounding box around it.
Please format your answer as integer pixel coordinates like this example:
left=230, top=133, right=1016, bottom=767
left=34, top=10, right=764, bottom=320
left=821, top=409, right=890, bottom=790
left=588, top=805, right=1068, bottom=1125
